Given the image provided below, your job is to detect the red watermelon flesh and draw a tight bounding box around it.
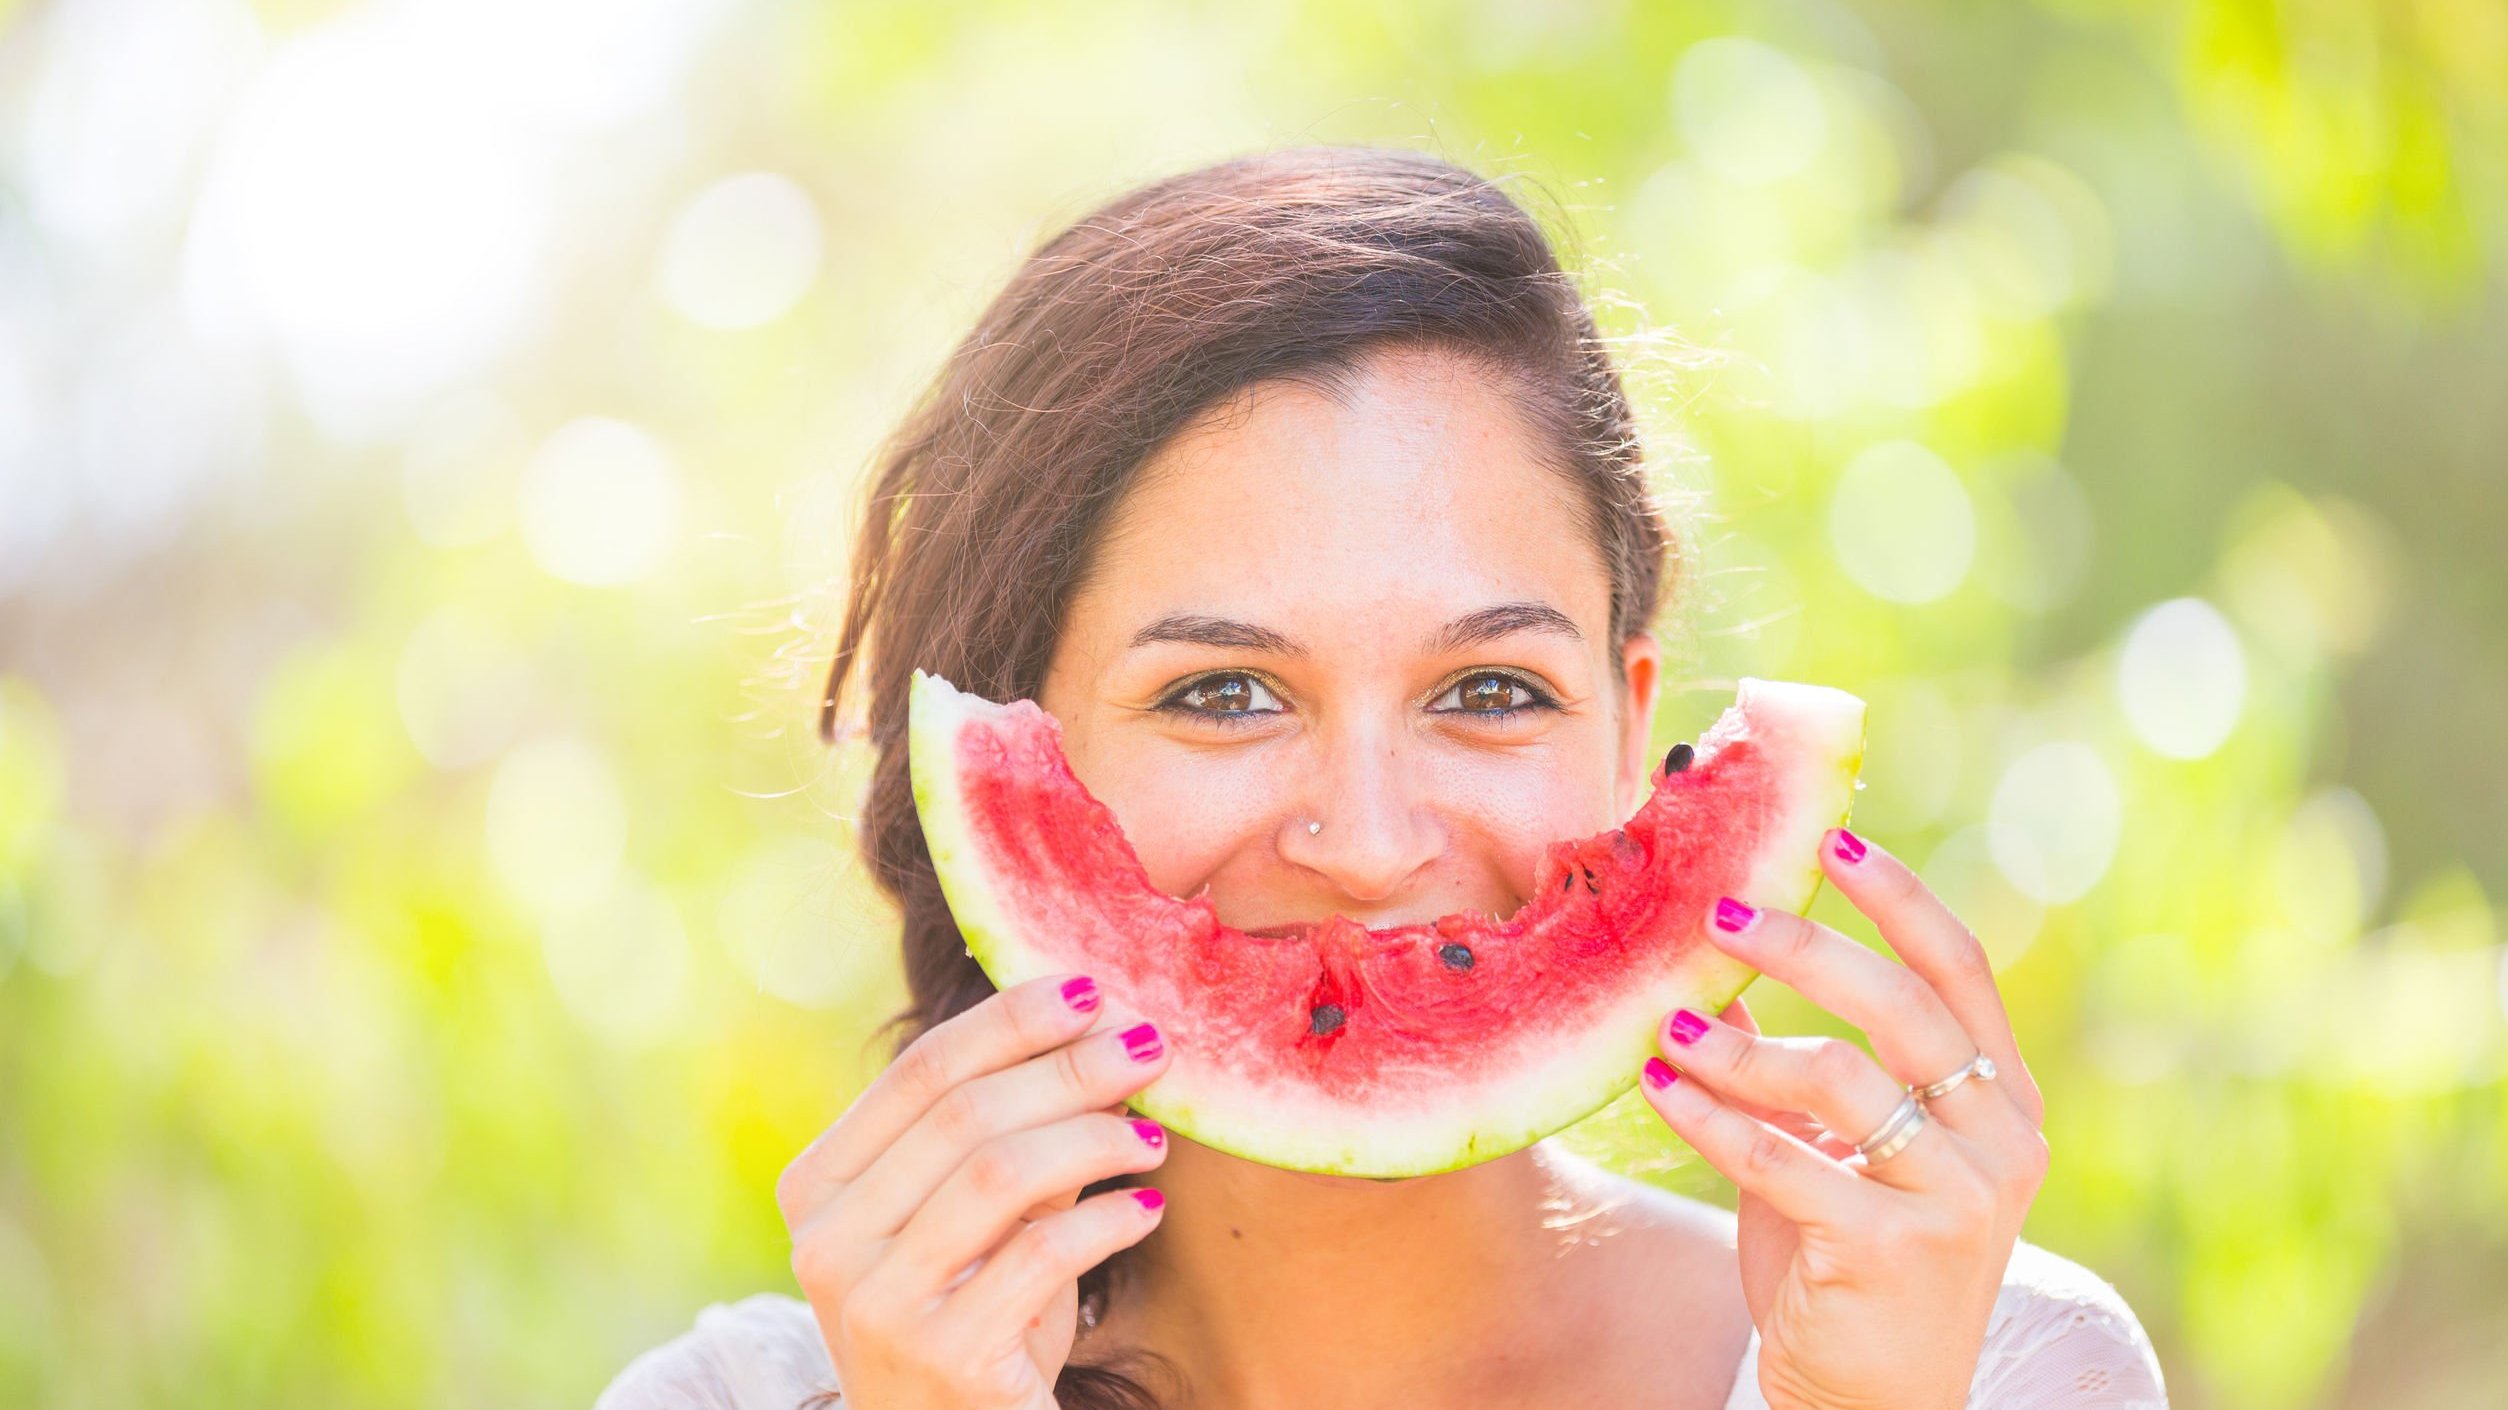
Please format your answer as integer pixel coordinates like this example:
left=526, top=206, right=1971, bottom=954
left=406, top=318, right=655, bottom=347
left=908, top=669, right=1866, bottom=1177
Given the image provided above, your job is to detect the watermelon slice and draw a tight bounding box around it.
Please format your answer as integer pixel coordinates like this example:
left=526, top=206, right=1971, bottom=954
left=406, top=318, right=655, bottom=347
left=907, top=669, right=1866, bottom=1178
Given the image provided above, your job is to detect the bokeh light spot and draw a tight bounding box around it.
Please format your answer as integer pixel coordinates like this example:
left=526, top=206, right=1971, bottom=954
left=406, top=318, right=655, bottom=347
left=1827, top=439, right=1975, bottom=604
left=485, top=735, right=626, bottom=915
left=396, top=605, right=536, bottom=770
left=442, top=0, right=730, bottom=133
left=1673, top=37, right=1829, bottom=186
left=540, top=873, right=690, bottom=1047
left=2116, top=597, right=2247, bottom=759
left=656, top=171, right=825, bottom=330
left=1850, top=245, right=1984, bottom=410
left=2271, top=787, right=2389, bottom=944
left=518, top=416, right=682, bottom=586
left=2219, top=485, right=2397, bottom=661
left=1937, top=156, right=2112, bottom=319
left=180, top=9, right=549, bottom=436
left=1988, top=741, right=2122, bottom=905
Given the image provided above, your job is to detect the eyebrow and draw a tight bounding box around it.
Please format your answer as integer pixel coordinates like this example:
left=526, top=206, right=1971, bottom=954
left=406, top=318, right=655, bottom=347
left=1126, top=601, right=1584, bottom=657
left=1424, top=601, right=1585, bottom=655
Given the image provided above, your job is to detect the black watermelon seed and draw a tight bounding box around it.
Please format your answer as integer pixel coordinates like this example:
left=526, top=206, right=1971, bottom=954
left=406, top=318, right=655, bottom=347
left=1663, top=742, right=1694, bottom=775
left=1582, top=868, right=1601, bottom=894
left=1309, top=1004, right=1346, bottom=1036
left=1438, top=942, right=1475, bottom=970
left=1561, top=870, right=1575, bottom=891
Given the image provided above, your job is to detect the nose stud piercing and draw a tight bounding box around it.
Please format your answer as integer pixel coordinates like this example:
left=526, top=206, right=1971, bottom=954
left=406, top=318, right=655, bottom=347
left=1307, top=820, right=1323, bottom=835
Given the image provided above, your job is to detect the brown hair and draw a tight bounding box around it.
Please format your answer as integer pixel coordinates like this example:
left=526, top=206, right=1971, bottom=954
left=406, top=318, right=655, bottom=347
left=804, top=142, right=1682, bottom=1409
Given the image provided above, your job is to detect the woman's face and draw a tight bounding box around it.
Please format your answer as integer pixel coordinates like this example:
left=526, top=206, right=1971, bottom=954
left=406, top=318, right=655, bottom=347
left=1039, top=345, right=1660, bottom=932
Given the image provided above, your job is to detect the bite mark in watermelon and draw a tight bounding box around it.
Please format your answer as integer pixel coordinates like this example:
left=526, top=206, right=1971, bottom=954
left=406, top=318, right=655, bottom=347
left=907, top=670, right=1867, bottom=1178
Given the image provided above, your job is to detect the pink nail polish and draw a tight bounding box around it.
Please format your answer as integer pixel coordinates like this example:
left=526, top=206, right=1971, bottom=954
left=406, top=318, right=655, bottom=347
left=1833, top=828, right=1867, bottom=864
left=1061, top=976, right=1101, bottom=1013
left=1130, top=1118, right=1165, bottom=1149
left=1120, top=1023, right=1163, bottom=1062
left=1642, top=1057, right=1678, bottom=1090
left=1130, top=1188, right=1165, bottom=1213
left=1713, top=897, right=1757, bottom=933
left=1668, top=1009, right=1709, bottom=1046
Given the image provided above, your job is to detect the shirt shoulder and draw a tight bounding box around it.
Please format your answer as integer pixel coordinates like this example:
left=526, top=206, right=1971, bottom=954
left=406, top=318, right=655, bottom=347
left=1723, top=1238, right=2170, bottom=1409
left=593, top=1292, right=839, bottom=1410
left=1968, top=1239, right=2170, bottom=1406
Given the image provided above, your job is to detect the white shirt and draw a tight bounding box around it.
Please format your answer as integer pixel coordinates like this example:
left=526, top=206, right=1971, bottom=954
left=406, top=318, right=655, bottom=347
left=594, top=1237, right=2168, bottom=1408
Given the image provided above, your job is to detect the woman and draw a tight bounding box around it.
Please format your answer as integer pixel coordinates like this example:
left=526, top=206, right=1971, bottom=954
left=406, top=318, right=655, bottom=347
left=599, top=145, right=2168, bottom=1409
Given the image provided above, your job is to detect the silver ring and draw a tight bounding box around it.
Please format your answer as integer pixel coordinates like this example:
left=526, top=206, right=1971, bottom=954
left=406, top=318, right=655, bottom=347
left=1911, top=1052, right=1998, bottom=1103
left=1851, top=1093, right=1929, bottom=1166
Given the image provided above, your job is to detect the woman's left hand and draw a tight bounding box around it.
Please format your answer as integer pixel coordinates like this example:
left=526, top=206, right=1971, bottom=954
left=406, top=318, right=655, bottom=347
left=1637, top=827, right=2051, bottom=1410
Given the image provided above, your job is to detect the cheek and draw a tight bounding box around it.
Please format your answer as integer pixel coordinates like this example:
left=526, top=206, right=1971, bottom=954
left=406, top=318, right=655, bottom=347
left=1432, top=746, right=1621, bottom=883
left=1086, top=743, right=1283, bottom=899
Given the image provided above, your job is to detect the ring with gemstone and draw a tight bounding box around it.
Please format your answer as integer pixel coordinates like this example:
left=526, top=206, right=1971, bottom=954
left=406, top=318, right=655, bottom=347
left=1911, top=1052, right=1998, bottom=1103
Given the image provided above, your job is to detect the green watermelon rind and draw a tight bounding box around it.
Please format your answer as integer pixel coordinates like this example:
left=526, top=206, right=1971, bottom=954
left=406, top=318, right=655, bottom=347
left=907, top=669, right=1867, bottom=1179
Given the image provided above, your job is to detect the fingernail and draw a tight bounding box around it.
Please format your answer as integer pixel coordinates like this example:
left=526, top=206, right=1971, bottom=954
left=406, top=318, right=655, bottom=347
left=1130, top=1188, right=1165, bottom=1213
left=1833, top=828, right=1867, bottom=864
left=1120, top=1023, right=1163, bottom=1062
left=1061, top=976, right=1101, bottom=1013
left=1129, top=1118, right=1165, bottom=1150
left=1713, top=897, right=1757, bottom=933
left=1642, top=1057, right=1679, bottom=1090
left=1668, top=1009, right=1710, bottom=1046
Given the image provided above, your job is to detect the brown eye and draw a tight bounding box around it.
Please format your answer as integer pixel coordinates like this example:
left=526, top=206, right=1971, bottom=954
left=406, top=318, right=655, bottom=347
left=1435, top=671, right=1548, bottom=715
left=1164, top=672, right=1281, bottom=719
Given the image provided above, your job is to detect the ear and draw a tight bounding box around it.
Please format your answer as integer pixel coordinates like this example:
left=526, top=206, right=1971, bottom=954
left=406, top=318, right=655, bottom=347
left=1615, top=632, right=1663, bottom=816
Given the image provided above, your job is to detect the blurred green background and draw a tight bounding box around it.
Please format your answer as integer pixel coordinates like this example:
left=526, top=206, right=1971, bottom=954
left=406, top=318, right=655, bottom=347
left=2, top=0, right=2502, bottom=1406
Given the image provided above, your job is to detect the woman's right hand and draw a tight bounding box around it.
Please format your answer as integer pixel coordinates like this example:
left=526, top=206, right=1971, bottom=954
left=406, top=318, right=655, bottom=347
left=776, top=973, right=1173, bottom=1409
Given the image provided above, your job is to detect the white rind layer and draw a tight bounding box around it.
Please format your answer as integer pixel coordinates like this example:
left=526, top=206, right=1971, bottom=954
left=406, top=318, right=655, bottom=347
left=907, top=669, right=1867, bottom=1178
left=1731, top=676, right=1870, bottom=915
left=908, top=671, right=1031, bottom=977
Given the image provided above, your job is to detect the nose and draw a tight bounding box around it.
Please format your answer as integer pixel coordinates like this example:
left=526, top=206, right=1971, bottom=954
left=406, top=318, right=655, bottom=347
left=1276, top=719, right=1442, bottom=906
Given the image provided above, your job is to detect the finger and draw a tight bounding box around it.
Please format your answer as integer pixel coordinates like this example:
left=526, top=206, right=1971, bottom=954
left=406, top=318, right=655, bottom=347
left=1822, top=828, right=2045, bottom=1126
left=1657, top=1007, right=1976, bottom=1191
left=1706, top=995, right=1819, bottom=1136
left=884, top=1113, right=1169, bottom=1297
left=778, top=973, right=1108, bottom=1226
left=1702, top=896, right=2024, bottom=1138
left=1636, top=1057, right=1893, bottom=1227
left=1019, top=1105, right=1140, bottom=1220
left=1707, top=998, right=1861, bottom=1149
left=837, top=1020, right=1170, bottom=1247
left=937, top=1186, right=1165, bottom=1349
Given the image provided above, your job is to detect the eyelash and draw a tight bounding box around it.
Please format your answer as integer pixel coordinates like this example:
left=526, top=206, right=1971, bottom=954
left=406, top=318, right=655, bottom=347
left=1151, top=670, right=1561, bottom=728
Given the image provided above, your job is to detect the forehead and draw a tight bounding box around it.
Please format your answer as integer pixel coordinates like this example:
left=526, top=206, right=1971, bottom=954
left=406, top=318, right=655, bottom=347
left=1080, top=348, right=1608, bottom=633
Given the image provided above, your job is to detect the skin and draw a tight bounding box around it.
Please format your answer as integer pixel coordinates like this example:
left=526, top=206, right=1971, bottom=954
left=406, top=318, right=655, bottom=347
left=779, top=343, right=2053, bottom=1410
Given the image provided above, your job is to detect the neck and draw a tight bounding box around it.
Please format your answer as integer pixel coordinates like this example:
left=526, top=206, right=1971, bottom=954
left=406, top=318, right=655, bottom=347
left=1104, top=1138, right=1628, bottom=1410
